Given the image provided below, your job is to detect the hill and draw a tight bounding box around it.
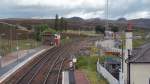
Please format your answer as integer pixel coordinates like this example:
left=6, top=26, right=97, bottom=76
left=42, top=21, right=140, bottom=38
left=0, top=17, right=150, bottom=31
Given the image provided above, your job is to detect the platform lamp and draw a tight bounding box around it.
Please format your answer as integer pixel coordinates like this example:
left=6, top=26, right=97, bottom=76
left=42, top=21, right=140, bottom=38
left=16, top=33, right=22, bottom=64
left=0, top=34, right=2, bottom=68
left=0, top=33, right=6, bottom=56
left=0, top=33, right=6, bottom=67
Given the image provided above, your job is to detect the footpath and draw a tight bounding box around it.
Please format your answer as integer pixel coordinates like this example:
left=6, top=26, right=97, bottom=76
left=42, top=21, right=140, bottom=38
left=74, top=70, right=90, bottom=84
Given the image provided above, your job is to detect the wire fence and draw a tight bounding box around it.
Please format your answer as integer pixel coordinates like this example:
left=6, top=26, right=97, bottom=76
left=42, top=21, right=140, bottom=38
left=0, top=27, right=41, bottom=57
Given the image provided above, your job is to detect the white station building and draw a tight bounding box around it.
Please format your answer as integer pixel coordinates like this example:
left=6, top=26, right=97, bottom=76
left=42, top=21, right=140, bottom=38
left=128, top=43, right=150, bottom=84
left=122, top=24, right=150, bottom=84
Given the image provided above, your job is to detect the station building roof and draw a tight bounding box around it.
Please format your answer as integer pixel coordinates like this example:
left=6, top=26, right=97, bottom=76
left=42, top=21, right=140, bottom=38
left=130, top=43, right=150, bottom=63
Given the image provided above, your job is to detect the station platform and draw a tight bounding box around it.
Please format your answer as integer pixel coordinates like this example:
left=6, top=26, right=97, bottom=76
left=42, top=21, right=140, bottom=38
left=62, top=70, right=90, bottom=84
left=74, top=70, right=90, bottom=84
left=62, top=70, right=76, bottom=84
left=0, top=46, right=51, bottom=83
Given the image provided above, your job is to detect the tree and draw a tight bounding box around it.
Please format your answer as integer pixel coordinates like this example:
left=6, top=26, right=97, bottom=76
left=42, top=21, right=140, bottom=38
left=111, top=26, right=119, bottom=33
left=34, top=24, right=49, bottom=41
left=60, top=17, right=64, bottom=32
left=64, top=20, right=68, bottom=32
left=54, top=14, right=59, bottom=31
left=60, top=17, right=68, bottom=32
left=95, top=25, right=105, bottom=34
left=43, top=28, right=57, bottom=34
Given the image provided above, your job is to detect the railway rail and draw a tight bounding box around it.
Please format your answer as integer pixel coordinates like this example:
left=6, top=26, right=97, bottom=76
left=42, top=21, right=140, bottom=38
left=2, top=38, right=86, bottom=84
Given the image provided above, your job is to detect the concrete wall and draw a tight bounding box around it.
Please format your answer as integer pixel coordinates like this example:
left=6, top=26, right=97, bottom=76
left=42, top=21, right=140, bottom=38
left=130, top=63, right=150, bottom=84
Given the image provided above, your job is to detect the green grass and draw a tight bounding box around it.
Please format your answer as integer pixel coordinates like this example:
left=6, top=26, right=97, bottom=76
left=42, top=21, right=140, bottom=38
left=132, top=30, right=147, bottom=48
left=76, top=56, right=108, bottom=84
left=61, top=37, right=72, bottom=45
left=133, top=39, right=145, bottom=48
left=120, top=31, right=148, bottom=48
left=66, top=30, right=101, bottom=36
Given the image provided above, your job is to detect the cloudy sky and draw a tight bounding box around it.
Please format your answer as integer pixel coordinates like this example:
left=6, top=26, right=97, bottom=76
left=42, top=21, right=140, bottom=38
left=0, top=0, right=150, bottom=19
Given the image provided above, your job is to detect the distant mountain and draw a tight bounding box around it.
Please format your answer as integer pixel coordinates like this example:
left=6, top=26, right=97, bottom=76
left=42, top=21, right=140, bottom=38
left=130, top=18, right=150, bottom=28
left=86, top=18, right=101, bottom=21
left=117, top=18, right=127, bottom=22
left=0, top=17, right=150, bottom=30
left=68, top=17, right=84, bottom=21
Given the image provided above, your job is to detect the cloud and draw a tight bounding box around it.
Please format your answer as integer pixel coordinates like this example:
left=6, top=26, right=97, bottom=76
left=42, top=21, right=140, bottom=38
left=108, top=0, right=150, bottom=19
left=66, top=11, right=104, bottom=19
left=125, top=11, right=150, bottom=19
left=0, top=0, right=149, bottom=19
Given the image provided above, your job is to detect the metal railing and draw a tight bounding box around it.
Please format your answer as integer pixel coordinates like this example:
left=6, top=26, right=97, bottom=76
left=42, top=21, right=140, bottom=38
left=97, top=61, right=119, bottom=84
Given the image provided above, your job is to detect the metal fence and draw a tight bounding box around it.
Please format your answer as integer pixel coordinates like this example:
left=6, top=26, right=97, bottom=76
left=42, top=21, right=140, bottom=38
left=0, top=24, right=42, bottom=69
left=97, top=61, right=119, bottom=84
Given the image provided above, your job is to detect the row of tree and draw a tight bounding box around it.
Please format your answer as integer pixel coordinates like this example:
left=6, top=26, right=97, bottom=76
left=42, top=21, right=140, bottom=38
left=95, top=25, right=119, bottom=35
left=33, top=14, right=68, bottom=41
left=54, top=14, right=68, bottom=32
left=33, top=24, right=49, bottom=41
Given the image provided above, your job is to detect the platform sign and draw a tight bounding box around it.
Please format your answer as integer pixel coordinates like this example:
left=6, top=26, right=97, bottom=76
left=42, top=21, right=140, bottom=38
left=73, top=58, right=77, bottom=63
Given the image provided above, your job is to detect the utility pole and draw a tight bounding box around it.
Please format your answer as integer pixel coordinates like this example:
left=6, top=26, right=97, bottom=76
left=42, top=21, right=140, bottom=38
left=122, top=22, right=133, bottom=84
left=105, top=0, right=112, bottom=39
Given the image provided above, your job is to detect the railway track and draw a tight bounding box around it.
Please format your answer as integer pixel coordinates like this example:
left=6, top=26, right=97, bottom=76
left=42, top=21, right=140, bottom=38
left=28, top=46, right=69, bottom=84
left=2, top=38, right=85, bottom=84
left=3, top=47, right=58, bottom=84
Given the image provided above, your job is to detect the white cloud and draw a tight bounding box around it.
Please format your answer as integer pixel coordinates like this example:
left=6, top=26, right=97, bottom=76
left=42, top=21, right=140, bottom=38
left=15, top=0, right=105, bottom=9
left=125, top=11, right=150, bottom=19
left=0, top=0, right=150, bottom=19
left=142, top=0, right=150, bottom=4
left=66, top=10, right=104, bottom=19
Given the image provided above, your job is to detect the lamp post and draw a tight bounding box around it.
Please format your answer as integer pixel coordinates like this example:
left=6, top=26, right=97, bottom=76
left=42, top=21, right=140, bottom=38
left=0, top=29, right=1, bottom=56
left=121, top=40, right=124, bottom=73
left=78, top=27, right=80, bottom=36
left=0, top=33, right=6, bottom=56
left=0, top=33, right=6, bottom=67
left=26, top=31, right=31, bottom=55
left=16, top=33, right=21, bottom=64
left=119, top=39, right=124, bottom=84
left=0, top=34, right=2, bottom=68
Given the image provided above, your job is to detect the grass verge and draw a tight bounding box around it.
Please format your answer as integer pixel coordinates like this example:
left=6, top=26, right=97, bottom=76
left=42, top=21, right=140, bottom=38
left=61, top=37, right=72, bottom=45
left=76, top=56, right=108, bottom=84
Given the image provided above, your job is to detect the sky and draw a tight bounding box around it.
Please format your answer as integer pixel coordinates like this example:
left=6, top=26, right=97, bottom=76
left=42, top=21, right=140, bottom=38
left=0, top=0, right=150, bottom=19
